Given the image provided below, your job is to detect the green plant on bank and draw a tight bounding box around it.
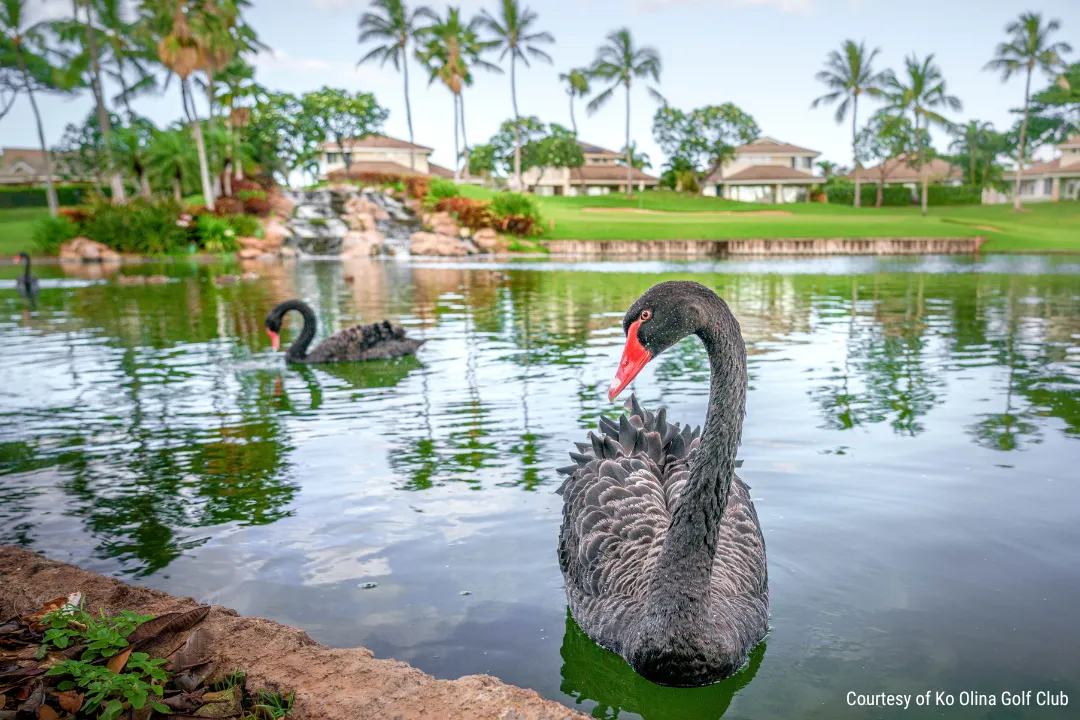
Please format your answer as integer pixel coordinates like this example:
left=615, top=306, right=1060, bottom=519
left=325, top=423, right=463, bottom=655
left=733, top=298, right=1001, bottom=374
left=46, top=657, right=170, bottom=720
left=236, top=189, right=267, bottom=201
left=251, top=689, right=295, bottom=719
left=196, top=214, right=241, bottom=253
left=41, top=603, right=152, bottom=660
left=81, top=199, right=191, bottom=254
left=425, top=176, right=461, bottom=208
left=212, top=668, right=247, bottom=692
left=32, top=215, right=79, bottom=254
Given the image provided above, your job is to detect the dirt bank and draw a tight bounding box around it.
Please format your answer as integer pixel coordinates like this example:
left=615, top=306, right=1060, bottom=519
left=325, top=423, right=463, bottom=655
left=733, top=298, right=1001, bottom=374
left=0, top=546, right=585, bottom=720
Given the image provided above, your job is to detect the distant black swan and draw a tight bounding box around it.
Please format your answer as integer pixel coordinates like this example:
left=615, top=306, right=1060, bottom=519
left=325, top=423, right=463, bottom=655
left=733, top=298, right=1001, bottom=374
left=265, top=299, right=423, bottom=364
left=15, top=253, right=38, bottom=301
left=557, top=281, right=768, bottom=687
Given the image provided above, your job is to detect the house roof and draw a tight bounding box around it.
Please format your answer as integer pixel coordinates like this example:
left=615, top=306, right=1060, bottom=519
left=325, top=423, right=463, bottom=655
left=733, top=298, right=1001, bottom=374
left=0, top=147, right=82, bottom=183
left=319, top=133, right=433, bottom=152
left=721, top=165, right=817, bottom=183
left=1020, top=158, right=1080, bottom=176
left=1058, top=135, right=1080, bottom=149
left=428, top=162, right=455, bottom=179
left=853, top=154, right=961, bottom=183
left=577, top=141, right=623, bottom=158
left=326, top=161, right=429, bottom=178
left=735, top=137, right=819, bottom=157
left=570, top=164, right=660, bottom=184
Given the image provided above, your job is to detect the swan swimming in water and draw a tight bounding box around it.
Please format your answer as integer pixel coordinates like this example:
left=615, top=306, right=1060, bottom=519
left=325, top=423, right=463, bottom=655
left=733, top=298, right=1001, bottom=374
left=265, top=299, right=423, bottom=364
left=557, top=281, right=768, bottom=687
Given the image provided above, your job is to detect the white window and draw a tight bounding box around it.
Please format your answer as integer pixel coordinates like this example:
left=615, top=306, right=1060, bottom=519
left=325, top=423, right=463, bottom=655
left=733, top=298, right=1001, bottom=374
left=326, top=153, right=338, bottom=164
left=1043, top=178, right=1053, bottom=196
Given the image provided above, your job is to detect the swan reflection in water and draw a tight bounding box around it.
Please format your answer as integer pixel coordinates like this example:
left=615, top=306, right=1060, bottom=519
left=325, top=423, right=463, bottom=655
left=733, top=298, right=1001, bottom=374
left=559, top=611, right=765, bottom=720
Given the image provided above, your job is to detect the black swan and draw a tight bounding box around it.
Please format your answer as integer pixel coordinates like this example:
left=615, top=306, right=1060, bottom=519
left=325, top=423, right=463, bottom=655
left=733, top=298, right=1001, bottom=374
left=556, top=281, right=768, bottom=687
left=14, top=253, right=39, bottom=300
left=265, top=299, right=424, bottom=364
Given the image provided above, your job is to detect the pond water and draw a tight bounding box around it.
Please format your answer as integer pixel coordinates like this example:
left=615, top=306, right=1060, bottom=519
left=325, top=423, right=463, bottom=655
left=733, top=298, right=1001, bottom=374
left=2, top=255, right=1080, bottom=719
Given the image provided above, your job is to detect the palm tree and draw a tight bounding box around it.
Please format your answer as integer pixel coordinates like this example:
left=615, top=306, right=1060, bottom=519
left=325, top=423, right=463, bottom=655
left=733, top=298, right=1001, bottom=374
left=586, top=28, right=662, bottom=198
left=416, top=7, right=499, bottom=181
left=1, top=0, right=71, bottom=216
left=884, top=54, right=962, bottom=216
left=816, top=160, right=840, bottom=180
left=147, top=126, right=197, bottom=202
left=811, top=40, right=889, bottom=208
left=559, top=68, right=589, bottom=135
left=985, top=12, right=1072, bottom=211
left=949, top=120, right=992, bottom=186
left=480, top=0, right=553, bottom=191
left=358, top=0, right=435, bottom=171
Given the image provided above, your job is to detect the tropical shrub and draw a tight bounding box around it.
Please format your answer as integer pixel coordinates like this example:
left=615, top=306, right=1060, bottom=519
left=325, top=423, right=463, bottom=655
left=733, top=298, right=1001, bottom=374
left=826, top=182, right=911, bottom=207
left=213, top=196, right=245, bottom=216
left=32, top=215, right=80, bottom=254
left=242, top=195, right=271, bottom=216
left=325, top=169, right=430, bottom=198
left=490, top=192, right=541, bottom=221
left=227, top=214, right=262, bottom=238
left=927, top=184, right=981, bottom=205
left=425, top=177, right=460, bottom=208
left=195, top=214, right=240, bottom=252
left=433, top=196, right=497, bottom=230
left=82, top=199, right=190, bottom=254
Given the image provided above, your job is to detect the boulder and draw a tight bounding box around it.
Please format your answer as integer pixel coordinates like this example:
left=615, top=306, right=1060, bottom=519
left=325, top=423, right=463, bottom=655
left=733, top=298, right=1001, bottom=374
left=458, top=227, right=472, bottom=238
left=236, top=236, right=265, bottom=250
left=341, top=229, right=385, bottom=258
left=263, top=218, right=288, bottom=249
left=472, top=228, right=499, bottom=252
left=59, top=237, right=121, bottom=263
left=279, top=246, right=298, bottom=258
left=238, top=248, right=262, bottom=260
left=269, top=192, right=295, bottom=218
left=409, top=231, right=471, bottom=257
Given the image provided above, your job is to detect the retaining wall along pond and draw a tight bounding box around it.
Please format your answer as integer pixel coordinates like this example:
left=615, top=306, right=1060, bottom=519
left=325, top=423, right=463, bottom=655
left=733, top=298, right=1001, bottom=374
left=542, top=237, right=986, bottom=258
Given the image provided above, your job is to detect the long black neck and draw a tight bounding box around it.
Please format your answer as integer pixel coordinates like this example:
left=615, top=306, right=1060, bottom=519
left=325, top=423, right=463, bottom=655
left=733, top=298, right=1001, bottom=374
left=647, top=297, right=748, bottom=629
left=20, top=255, right=31, bottom=282
left=278, top=300, right=317, bottom=362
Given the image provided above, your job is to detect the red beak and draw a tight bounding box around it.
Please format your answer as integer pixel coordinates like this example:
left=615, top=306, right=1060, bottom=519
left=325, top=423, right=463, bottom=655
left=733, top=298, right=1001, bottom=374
left=266, top=328, right=280, bottom=351
left=608, top=319, right=652, bottom=402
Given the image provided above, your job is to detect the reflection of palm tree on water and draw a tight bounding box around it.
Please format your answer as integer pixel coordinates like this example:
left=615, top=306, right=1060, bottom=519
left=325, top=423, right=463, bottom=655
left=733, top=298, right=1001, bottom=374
left=558, top=611, right=765, bottom=720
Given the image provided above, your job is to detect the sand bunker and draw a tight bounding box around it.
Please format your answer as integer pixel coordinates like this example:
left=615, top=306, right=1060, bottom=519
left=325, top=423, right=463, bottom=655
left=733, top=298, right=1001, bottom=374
left=973, top=225, right=1002, bottom=232
left=581, top=207, right=793, bottom=217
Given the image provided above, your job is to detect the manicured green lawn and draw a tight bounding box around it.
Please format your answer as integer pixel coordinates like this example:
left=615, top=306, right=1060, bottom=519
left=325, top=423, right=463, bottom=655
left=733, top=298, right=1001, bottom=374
left=0, top=208, right=49, bottom=256
left=460, top=186, right=1080, bottom=252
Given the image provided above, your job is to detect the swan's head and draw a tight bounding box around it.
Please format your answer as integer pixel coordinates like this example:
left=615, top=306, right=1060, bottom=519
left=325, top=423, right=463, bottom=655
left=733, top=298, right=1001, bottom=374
left=264, top=307, right=284, bottom=351
left=15, top=252, right=29, bottom=264
left=609, top=281, right=722, bottom=401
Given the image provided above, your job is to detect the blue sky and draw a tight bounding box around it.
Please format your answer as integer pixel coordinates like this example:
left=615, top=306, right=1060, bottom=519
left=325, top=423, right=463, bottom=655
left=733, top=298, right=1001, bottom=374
left=5, top=0, right=1079, bottom=174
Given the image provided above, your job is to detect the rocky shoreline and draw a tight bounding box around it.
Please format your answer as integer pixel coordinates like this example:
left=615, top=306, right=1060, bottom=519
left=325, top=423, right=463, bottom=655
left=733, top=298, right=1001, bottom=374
left=0, top=546, right=584, bottom=720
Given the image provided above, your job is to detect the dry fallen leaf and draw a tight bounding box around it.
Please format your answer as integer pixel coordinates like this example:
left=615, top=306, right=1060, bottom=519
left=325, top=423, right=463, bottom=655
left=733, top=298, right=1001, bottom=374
left=37, top=704, right=59, bottom=720
left=105, top=647, right=133, bottom=674
left=53, top=690, right=82, bottom=713
left=194, top=685, right=243, bottom=718
left=171, top=628, right=212, bottom=670
left=20, top=594, right=82, bottom=632
left=127, top=607, right=210, bottom=648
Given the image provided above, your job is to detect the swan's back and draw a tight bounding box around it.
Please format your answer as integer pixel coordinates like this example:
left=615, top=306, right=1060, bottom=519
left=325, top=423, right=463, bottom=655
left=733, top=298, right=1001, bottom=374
left=304, top=320, right=423, bottom=363
left=557, top=395, right=768, bottom=684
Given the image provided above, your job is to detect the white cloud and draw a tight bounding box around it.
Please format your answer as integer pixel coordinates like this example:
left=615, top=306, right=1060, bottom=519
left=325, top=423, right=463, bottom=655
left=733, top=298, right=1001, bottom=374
left=254, top=49, right=333, bottom=73
left=634, top=0, right=813, bottom=15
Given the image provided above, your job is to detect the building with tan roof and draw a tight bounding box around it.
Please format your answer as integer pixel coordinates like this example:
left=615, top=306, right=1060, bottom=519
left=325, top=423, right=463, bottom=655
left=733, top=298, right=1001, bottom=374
left=0, top=147, right=86, bottom=185
left=999, top=136, right=1080, bottom=203
left=703, top=137, right=821, bottom=203
left=521, top=141, right=660, bottom=196
left=317, top=133, right=457, bottom=180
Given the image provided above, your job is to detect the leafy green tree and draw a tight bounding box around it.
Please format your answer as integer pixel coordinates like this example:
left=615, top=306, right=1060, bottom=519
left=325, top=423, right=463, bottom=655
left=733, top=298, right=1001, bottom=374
left=816, top=160, right=840, bottom=180
left=1027, top=62, right=1080, bottom=140
left=521, top=123, right=584, bottom=180
left=559, top=68, right=589, bottom=136
left=659, top=155, right=696, bottom=192
left=57, top=109, right=118, bottom=191
left=112, top=116, right=156, bottom=199
left=488, top=115, right=546, bottom=176
left=856, top=111, right=924, bottom=207
left=1, top=0, right=83, bottom=216
left=811, top=40, right=889, bottom=207
left=213, top=56, right=262, bottom=189
left=619, top=141, right=650, bottom=171
left=300, top=87, right=389, bottom=172
left=985, top=12, right=1071, bottom=211
left=247, top=91, right=316, bottom=185
left=948, top=120, right=997, bottom=187
left=416, top=7, right=499, bottom=181
left=480, top=0, right=554, bottom=191
left=586, top=28, right=662, bottom=198
left=652, top=103, right=759, bottom=194
left=358, top=0, right=435, bottom=169
left=146, top=126, right=198, bottom=201
left=883, top=53, right=962, bottom=216
left=466, top=142, right=498, bottom=184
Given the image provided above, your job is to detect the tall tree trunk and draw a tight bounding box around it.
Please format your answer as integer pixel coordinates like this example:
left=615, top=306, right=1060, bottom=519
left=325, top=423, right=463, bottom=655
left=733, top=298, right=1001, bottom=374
left=403, top=41, right=415, bottom=172
left=876, top=179, right=883, bottom=208
left=224, top=113, right=234, bottom=194
left=20, top=52, right=59, bottom=217
left=569, top=92, right=577, bottom=136
left=138, top=165, right=151, bottom=199
left=1013, top=65, right=1033, bottom=212
left=184, top=79, right=215, bottom=210
left=172, top=174, right=182, bottom=203
left=80, top=0, right=126, bottom=204
left=459, top=92, right=469, bottom=179
left=916, top=114, right=928, bottom=216
left=969, top=129, right=976, bottom=186
left=624, top=81, right=633, bottom=199
left=452, top=92, right=460, bottom=182
left=852, top=93, right=860, bottom=208
left=511, top=54, right=521, bottom=191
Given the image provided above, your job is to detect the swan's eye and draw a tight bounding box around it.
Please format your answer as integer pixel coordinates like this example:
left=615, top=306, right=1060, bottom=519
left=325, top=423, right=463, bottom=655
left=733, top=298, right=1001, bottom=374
left=640, top=310, right=652, bottom=321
